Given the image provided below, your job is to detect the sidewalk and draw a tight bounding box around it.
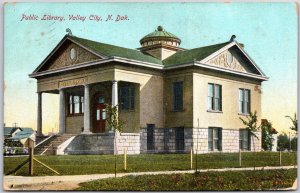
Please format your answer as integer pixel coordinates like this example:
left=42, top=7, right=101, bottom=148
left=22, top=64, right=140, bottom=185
left=3, top=165, right=297, bottom=191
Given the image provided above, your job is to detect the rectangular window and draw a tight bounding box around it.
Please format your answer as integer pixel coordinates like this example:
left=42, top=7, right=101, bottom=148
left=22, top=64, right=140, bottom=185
left=239, top=129, right=251, bottom=150
left=207, top=83, right=222, bottom=111
left=239, top=89, right=250, bottom=114
left=68, top=95, right=84, bottom=115
left=74, top=96, right=80, bottom=114
left=208, top=127, right=222, bottom=151
left=147, top=124, right=155, bottom=151
left=175, top=127, right=185, bottom=152
left=173, top=82, right=183, bottom=111
left=81, top=96, right=84, bottom=112
left=119, top=84, right=135, bottom=110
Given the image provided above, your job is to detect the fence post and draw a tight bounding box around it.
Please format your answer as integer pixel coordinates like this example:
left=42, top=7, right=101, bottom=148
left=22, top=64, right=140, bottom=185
left=279, top=151, right=282, bottom=166
left=124, top=147, right=127, bottom=171
left=29, top=147, right=33, bottom=176
left=239, top=149, right=242, bottom=167
left=190, top=149, right=193, bottom=169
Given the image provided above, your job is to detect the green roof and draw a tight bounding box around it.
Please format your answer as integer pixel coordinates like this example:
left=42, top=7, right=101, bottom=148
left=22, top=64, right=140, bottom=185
left=140, top=26, right=181, bottom=43
left=4, top=127, right=21, bottom=136
left=9, top=131, right=34, bottom=140
left=163, top=42, right=230, bottom=66
left=69, top=36, right=163, bottom=65
left=70, top=35, right=229, bottom=67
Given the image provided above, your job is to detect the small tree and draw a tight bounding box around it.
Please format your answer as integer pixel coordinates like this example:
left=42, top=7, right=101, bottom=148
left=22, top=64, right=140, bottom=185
left=277, top=134, right=290, bottom=151
left=285, top=113, right=297, bottom=132
left=105, top=103, right=123, bottom=177
left=261, top=120, right=273, bottom=151
left=239, top=111, right=261, bottom=152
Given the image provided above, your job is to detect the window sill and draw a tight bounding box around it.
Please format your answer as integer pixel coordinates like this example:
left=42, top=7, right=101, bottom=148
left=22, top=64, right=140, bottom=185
left=171, top=109, right=184, bottom=112
left=238, top=113, right=250, bottom=116
left=207, top=110, right=223, bottom=113
left=119, top=109, right=135, bottom=112
left=67, top=114, right=84, bottom=117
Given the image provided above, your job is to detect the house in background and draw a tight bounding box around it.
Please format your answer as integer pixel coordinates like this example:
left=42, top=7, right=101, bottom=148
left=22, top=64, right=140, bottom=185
left=29, top=26, right=268, bottom=155
left=4, top=127, right=22, bottom=139
left=261, top=119, right=279, bottom=152
left=4, top=127, right=35, bottom=155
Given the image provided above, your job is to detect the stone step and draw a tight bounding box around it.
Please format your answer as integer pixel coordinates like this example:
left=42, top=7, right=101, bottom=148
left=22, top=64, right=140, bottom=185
left=34, top=134, right=76, bottom=155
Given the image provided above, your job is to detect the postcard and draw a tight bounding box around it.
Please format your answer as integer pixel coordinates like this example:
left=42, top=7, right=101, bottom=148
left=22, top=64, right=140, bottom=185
left=3, top=2, right=298, bottom=191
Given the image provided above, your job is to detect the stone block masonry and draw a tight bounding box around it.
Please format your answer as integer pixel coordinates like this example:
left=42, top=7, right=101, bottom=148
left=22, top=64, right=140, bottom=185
left=141, top=127, right=262, bottom=154
left=62, top=132, right=140, bottom=155
left=59, top=128, right=261, bottom=155
left=116, top=133, right=140, bottom=154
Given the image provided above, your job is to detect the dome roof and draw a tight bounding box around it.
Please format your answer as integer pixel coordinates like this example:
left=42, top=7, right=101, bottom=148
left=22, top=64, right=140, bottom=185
left=140, top=26, right=181, bottom=45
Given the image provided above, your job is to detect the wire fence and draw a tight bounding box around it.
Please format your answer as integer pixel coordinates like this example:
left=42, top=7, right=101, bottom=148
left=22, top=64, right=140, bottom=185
left=3, top=146, right=298, bottom=176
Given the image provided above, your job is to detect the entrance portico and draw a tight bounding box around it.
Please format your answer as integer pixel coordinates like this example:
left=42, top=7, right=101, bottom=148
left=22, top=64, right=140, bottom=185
left=36, top=80, right=141, bottom=135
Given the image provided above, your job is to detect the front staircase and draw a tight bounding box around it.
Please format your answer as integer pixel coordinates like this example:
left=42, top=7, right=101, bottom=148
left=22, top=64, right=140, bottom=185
left=35, top=134, right=75, bottom=155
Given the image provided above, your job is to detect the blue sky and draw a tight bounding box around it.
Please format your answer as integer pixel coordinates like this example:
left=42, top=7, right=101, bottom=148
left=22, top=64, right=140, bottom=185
left=4, top=2, right=297, bottom=134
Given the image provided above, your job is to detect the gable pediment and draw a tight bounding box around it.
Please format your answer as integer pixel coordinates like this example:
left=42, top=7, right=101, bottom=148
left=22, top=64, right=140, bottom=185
left=206, top=49, right=247, bottom=73
left=201, top=44, right=263, bottom=76
left=36, top=38, right=103, bottom=73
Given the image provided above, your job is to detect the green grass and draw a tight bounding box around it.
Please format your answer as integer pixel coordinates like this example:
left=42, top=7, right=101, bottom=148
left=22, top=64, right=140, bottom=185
left=76, top=169, right=297, bottom=191
left=3, top=152, right=297, bottom=176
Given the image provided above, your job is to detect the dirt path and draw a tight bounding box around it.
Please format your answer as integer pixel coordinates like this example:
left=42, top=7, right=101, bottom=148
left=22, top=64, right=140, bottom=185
left=4, top=165, right=297, bottom=191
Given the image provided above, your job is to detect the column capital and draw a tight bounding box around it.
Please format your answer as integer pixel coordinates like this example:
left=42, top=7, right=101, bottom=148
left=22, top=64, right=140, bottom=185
left=112, top=80, right=118, bottom=84
left=84, top=84, right=90, bottom=88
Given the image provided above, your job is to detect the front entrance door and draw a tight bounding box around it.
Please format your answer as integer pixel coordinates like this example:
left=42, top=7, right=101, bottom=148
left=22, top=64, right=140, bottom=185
left=94, top=95, right=106, bottom=133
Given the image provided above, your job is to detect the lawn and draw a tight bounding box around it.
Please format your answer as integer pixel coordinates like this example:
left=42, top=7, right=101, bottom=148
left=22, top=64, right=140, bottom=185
left=76, top=169, right=297, bottom=191
left=3, top=152, right=297, bottom=176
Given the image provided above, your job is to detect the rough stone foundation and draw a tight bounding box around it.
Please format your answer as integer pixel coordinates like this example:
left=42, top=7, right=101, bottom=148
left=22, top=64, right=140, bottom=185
left=141, top=128, right=262, bottom=154
left=63, top=132, right=140, bottom=155
left=60, top=128, right=261, bottom=155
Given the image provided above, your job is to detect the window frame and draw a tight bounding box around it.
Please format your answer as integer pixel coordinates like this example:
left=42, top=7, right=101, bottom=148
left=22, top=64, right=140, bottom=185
left=173, top=81, right=183, bottom=111
left=147, top=124, right=155, bottom=151
left=239, top=129, right=251, bottom=150
left=208, top=127, right=222, bottom=151
left=119, top=84, right=135, bottom=110
left=207, top=83, right=222, bottom=112
left=239, top=88, right=251, bottom=115
left=68, top=94, right=84, bottom=116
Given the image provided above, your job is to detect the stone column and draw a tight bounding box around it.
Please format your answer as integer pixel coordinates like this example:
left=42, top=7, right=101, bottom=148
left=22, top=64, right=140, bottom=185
left=59, top=88, right=65, bottom=134
left=37, top=92, right=42, bottom=136
left=111, top=80, right=118, bottom=132
left=83, top=84, right=91, bottom=134
left=112, top=80, right=118, bottom=107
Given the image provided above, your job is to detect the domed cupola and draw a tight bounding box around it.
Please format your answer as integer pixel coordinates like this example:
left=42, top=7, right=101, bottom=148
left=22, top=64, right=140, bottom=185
left=139, top=26, right=184, bottom=60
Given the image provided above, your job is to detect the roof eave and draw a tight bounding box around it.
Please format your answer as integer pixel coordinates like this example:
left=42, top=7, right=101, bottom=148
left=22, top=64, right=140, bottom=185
left=165, top=62, right=269, bottom=81
left=29, top=57, right=164, bottom=78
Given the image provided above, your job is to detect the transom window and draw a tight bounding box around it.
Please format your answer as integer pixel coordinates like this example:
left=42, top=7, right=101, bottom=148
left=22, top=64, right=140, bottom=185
left=239, top=89, right=250, bottom=114
left=68, top=95, right=84, bottom=115
left=119, top=84, right=135, bottom=110
left=173, top=81, right=183, bottom=111
left=239, top=129, right=250, bottom=150
left=208, top=127, right=222, bottom=151
left=208, top=83, right=222, bottom=111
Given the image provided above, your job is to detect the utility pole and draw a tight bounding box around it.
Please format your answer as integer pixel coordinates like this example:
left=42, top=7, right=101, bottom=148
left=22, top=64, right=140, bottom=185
left=195, top=118, right=200, bottom=174
left=12, top=122, right=18, bottom=128
left=289, top=132, right=292, bottom=151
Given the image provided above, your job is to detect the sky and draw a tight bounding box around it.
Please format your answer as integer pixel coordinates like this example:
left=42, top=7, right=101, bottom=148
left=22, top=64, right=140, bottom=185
left=4, top=2, right=298, bottom=135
